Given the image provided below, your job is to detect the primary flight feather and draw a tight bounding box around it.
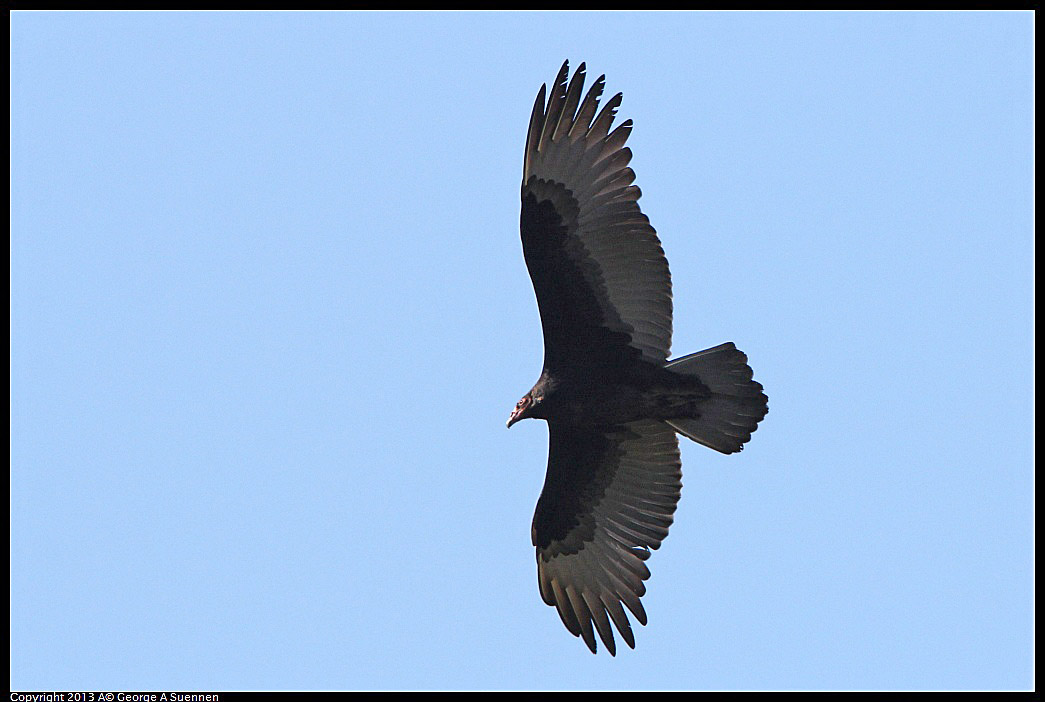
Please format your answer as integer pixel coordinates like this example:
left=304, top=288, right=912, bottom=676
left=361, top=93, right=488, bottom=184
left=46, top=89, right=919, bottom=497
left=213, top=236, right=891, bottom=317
left=507, top=61, right=769, bottom=655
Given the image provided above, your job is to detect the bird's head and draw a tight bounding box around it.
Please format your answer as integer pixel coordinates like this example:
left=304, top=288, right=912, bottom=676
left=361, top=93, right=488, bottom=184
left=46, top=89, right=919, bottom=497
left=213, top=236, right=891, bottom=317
left=507, top=393, right=536, bottom=428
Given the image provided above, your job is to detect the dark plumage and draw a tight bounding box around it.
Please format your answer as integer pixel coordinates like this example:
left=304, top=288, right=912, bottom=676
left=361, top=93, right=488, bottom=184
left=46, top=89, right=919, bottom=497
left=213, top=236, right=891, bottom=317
left=507, top=61, right=769, bottom=655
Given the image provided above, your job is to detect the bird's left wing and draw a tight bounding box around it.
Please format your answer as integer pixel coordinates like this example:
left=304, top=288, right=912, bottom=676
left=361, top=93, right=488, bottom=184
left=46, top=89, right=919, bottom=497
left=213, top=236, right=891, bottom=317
left=532, top=419, right=682, bottom=655
left=520, top=61, right=673, bottom=372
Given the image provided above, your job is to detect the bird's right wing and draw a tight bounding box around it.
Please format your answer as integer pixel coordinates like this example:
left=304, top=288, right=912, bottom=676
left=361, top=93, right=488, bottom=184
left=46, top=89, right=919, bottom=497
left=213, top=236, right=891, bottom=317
left=520, top=61, right=673, bottom=372
left=531, top=419, right=682, bottom=655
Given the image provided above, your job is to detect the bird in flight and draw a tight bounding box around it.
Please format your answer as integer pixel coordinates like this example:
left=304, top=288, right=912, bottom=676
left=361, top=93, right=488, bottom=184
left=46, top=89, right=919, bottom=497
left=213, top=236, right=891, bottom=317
left=507, top=61, right=769, bottom=655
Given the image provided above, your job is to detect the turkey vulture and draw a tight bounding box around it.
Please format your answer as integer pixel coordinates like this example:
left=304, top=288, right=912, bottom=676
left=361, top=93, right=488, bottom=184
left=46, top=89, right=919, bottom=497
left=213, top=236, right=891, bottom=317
left=507, top=61, right=769, bottom=655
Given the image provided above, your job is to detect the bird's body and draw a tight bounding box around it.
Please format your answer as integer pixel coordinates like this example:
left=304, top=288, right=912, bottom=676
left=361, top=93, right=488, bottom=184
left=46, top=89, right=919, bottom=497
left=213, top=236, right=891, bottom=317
left=523, top=363, right=709, bottom=427
left=508, top=61, right=768, bottom=655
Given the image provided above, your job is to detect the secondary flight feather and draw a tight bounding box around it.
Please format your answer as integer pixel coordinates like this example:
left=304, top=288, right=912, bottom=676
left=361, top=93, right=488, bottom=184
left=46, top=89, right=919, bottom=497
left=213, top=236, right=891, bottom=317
left=507, top=61, right=769, bottom=655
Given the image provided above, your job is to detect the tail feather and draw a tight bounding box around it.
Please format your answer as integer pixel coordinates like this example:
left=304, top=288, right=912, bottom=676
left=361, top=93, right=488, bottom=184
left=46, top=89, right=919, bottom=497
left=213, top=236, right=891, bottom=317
left=665, top=342, right=768, bottom=454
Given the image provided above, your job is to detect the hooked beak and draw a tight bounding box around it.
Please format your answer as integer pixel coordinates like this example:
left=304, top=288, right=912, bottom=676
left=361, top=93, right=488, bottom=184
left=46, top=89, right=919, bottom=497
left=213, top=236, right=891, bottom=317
left=508, top=396, right=533, bottom=428
left=507, top=406, right=525, bottom=429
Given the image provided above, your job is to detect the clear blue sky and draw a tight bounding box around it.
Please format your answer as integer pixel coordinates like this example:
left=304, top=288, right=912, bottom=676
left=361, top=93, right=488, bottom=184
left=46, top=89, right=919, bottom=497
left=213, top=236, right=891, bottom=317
left=11, top=11, right=1033, bottom=691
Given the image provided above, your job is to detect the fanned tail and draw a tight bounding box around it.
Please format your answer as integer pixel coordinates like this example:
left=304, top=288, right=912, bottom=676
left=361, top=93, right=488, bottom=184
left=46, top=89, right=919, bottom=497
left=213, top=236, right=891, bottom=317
left=664, top=342, right=768, bottom=454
